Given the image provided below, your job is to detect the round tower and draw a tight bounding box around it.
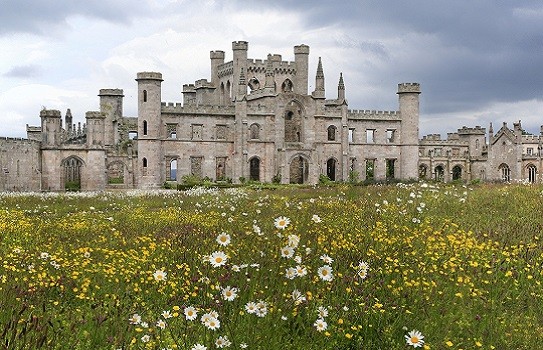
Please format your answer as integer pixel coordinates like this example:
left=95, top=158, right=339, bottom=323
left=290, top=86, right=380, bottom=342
left=210, top=50, right=225, bottom=87
left=294, top=44, right=310, bottom=95
left=397, top=83, right=421, bottom=180
left=98, top=89, right=124, bottom=147
left=135, top=72, right=164, bottom=188
left=40, top=109, right=62, bottom=147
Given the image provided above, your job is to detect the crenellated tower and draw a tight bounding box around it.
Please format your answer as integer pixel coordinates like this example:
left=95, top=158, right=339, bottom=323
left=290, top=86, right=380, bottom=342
left=40, top=109, right=62, bottom=147
left=136, top=72, right=164, bottom=188
left=398, top=83, right=421, bottom=179
left=85, top=111, right=106, bottom=147
left=294, top=44, right=309, bottom=95
left=98, top=88, right=124, bottom=147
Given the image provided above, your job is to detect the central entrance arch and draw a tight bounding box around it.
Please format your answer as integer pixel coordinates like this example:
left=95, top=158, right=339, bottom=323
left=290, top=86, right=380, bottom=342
left=61, top=156, right=84, bottom=191
left=289, top=155, right=309, bottom=184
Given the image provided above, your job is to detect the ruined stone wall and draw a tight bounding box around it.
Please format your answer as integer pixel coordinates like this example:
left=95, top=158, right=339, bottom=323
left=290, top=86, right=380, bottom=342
left=0, top=138, right=41, bottom=191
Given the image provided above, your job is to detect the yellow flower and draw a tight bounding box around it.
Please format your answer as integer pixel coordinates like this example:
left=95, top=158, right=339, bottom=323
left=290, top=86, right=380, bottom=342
left=445, top=340, right=453, bottom=347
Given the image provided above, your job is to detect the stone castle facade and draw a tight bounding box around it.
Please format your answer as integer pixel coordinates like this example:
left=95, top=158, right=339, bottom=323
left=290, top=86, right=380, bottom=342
left=0, top=41, right=537, bottom=191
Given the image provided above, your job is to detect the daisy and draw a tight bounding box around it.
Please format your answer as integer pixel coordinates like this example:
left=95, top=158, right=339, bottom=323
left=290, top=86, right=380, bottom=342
left=291, top=289, right=306, bottom=305
left=295, top=265, right=308, bottom=277
left=209, top=251, right=228, bottom=267
left=161, top=310, right=172, bottom=319
left=280, top=246, right=295, bottom=258
left=274, top=216, right=291, bottom=230
left=153, top=269, right=167, bottom=282
left=405, top=330, right=425, bottom=348
left=311, top=214, right=322, bottom=223
left=357, top=269, right=368, bottom=280
left=320, top=254, right=333, bottom=264
left=216, top=232, right=231, bottom=246
left=221, top=286, right=238, bottom=301
left=184, top=306, right=198, bottom=321
left=287, top=234, right=300, bottom=248
left=317, top=306, right=329, bottom=318
left=141, top=334, right=150, bottom=343
left=318, top=265, right=333, bottom=281
left=358, top=261, right=370, bottom=271
left=285, top=267, right=297, bottom=279
left=191, top=344, right=207, bottom=350
left=245, top=301, right=258, bottom=314
left=129, top=313, right=141, bottom=325
left=215, top=335, right=232, bottom=348
left=156, top=319, right=166, bottom=330
left=205, top=317, right=220, bottom=331
left=314, top=318, right=328, bottom=332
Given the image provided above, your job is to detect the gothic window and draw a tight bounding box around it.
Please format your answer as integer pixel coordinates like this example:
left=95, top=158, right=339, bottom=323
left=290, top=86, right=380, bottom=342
left=62, top=156, right=83, bottom=190
left=168, top=159, right=177, bottom=181
left=327, top=125, right=337, bottom=141
left=434, top=165, right=444, bottom=181
left=452, top=165, right=462, bottom=180
left=326, top=158, right=337, bottom=181
left=249, top=157, right=260, bottom=181
left=248, top=78, right=260, bottom=91
left=386, top=129, right=395, bottom=143
left=348, top=128, right=355, bottom=143
left=527, top=147, right=534, bottom=156
left=282, top=79, right=293, bottom=92
left=143, top=120, right=148, bottom=136
left=191, top=124, right=203, bottom=140
left=527, top=164, right=537, bottom=183
left=366, top=129, right=375, bottom=143
left=250, top=123, right=260, bottom=140
left=499, top=163, right=511, bottom=182
left=475, top=139, right=480, bottom=150
left=167, top=124, right=178, bottom=139
left=419, top=164, right=428, bottom=179
left=143, top=90, right=147, bottom=102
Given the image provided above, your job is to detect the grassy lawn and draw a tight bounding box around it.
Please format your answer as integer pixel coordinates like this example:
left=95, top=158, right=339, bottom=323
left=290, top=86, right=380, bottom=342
left=0, top=183, right=541, bottom=349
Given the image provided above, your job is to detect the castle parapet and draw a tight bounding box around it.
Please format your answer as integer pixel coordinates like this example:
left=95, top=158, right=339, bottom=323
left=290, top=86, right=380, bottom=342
left=161, top=103, right=235, bottom=115
left=397, top=83, right=421, bottom=94
left=136, top=72, right=163, bottom=81
left=40, top=109, right=61, bottom=118
left=457, top=125, right=486, bottom=135
left=347, top=109, right=401, bottom=121
left=98, top=89, right=124, bottom=96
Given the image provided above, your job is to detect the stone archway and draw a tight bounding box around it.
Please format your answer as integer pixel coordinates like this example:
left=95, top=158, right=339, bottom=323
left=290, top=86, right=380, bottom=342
left=249, top=157, right=260, bottom=181
left=326, top=158, right=337, bottom=181
left=452, top=165, right=462, bottom=180
left=61, top=156, right=84, bottom=191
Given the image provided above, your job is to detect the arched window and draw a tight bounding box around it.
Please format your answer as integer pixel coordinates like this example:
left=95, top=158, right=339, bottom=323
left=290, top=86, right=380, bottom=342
left=62, top=156, right=84, bottom=191
left=499, top=163, right=510, bottom=182
left=143, top=90, right=148, bottom=102
left=326, top=158, right=337, bottom=181
left=419, top=164, right=428, bottom=179
left=282, top=79, right=293, bottom=92
left=249, top=157, right=260, bottom=181
left=527, top=164, right=537, bottom=183
left=248, top=77, right=260, bottom=91
left=452, top=165, right=462, bottom=180
left=250, top=123, right=260, bottom=140
left=143, top=120, right=148, bottom=136
left=169, top=159, right=177, bottom=181
left=327, top=125, right=337, bottom=141
left=434, top=165, right=444, bottom=181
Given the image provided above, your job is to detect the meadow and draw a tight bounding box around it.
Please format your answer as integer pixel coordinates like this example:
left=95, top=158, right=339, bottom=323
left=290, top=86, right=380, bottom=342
left=0, top=182, right=542, bottom=349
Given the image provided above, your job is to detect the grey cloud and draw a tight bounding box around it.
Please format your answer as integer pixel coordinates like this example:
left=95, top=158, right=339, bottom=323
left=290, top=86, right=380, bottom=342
left=3, top=64, right=41, bottom=78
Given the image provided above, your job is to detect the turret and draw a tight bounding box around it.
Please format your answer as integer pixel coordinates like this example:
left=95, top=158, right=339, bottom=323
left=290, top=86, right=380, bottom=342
left=232, top=41, right=248, bottom=102
left=338, top=73, right=345, bottom=101
left=65, top=109, right=73, bottom=133
left=210, top=50, right=225, bottom=87
left=312, top=57, right=325, bottom=99
left=98, top=88, right=124, bottom=146
left=397, top=83, right=421, bottom=179
left=85, top=111, right=106, bottom=147
left=135, top=72, right=164, bottom=188
left=40, top=109, right=62, bottom=147
left=294, top=44, right=309, bottom=95
left=264, top=54, right=275, bottom=92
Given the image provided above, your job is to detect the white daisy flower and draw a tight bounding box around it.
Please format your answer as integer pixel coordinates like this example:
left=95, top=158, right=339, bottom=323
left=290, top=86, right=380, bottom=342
left=215, top=335, right=232, bottom=348
left=285, top=267, right=297, bottom=279
left=405, top=330, right=425, bottom=348
left=317, top=306, right=329, bottom=318
left=320, top=254, right=333, bottom=264
left=314, top=318, right=328, bottom=332
left=295, top=265, right=307, bottom=277
left=129, top=313, right=141, bottom=325
left=216, top=232, right=231, bottom=246
left=191, top=344, right=207, bottom=350
left=156, top=319, right=166, bottom=330
left=280, top=246, right=295, bottom=258
left=318, top=265, right=333, bottom=281
left=287, top=234, right=300, bottom=248
left=141, top=334, right=150, bottom=343
left=221, top=286, right=238, bottom=301
left=184, top=306, right=198, bottom=321
left=209, top=251, right=228, bottom=267
left=274, top=216, right=291, bottom=230
left=161, top=310, right=172, bottom=319
left=245, top=302, right=258, bottom=314
left=311, top=214, right=322, bottom=223
left=291, top=289, right=306, bottom=305
left=153, top=269, right=167, bottom=282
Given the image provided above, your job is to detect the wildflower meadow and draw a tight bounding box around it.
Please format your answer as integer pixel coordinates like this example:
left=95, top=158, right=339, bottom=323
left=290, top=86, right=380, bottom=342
left=0, top=183, right=542, bottom=349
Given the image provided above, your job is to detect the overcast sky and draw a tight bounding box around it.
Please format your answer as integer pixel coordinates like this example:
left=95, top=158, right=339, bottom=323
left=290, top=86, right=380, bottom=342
left=2, top=1, right=543, bottom=138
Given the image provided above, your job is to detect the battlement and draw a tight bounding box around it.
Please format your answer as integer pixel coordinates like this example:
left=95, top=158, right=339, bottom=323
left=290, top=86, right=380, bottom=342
left=195, top=79, right=213, bottom=89
left=247, top=59, right=297, bottom=74
left=210, top=50, right=225, bottom=59
left=522, top=135, right=540, bottom=142
left=183, top=84, right=196, bottom=92
left=136, top=72, right=163, bottom=81
left=294, top=44, right=310, bottom=55
left=40, top=109, right=61, bottom=118
left=217, top=61, right=234, bottom=78
left=347, top=110, right=401, bottom=121
left=457, top=125, right=486, bottom=135
left=232, top=41, right=248, bottom=51
left=86, top=111, right=106, bottom=119
left=421, top=134, right=442, bottom=141
left=161, top=102, right=235, bottom=115
left=98, top=89, right=124, bottom=97
left=397, top=83, right=421, bottom=94
left=0, top=136, right=40, bottom=144
left=447, top=132, right=459, bottom=140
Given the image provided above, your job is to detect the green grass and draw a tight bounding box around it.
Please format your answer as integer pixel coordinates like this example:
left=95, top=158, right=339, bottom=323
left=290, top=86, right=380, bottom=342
left=0, top=183, right=542, bottom=349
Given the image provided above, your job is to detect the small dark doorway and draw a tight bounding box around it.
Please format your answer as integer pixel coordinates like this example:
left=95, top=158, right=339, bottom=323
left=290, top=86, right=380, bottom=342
left=326, top=158, right=336, bottom=181
left=249, top=157, right=260, bottom=181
